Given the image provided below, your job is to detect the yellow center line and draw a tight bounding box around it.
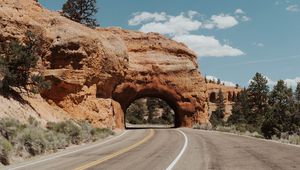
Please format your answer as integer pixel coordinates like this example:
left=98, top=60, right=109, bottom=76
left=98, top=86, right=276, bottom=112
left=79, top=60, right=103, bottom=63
left=74, top=129, right=155, bottom=170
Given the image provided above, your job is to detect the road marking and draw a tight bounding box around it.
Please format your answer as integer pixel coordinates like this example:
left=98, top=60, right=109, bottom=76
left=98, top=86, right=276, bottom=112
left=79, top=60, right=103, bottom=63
left=74, top=129, right=155, bottom=170
left=8, top=131, right=128, bottom=170
left=166, top=129, right=188, bottom=170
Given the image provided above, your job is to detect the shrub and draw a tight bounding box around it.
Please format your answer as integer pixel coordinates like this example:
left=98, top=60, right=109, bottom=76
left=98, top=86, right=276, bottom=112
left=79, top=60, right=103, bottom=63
left=47, top=121, right=82, bottom=144
left=288, top=134, right=300, bottom=145
left=0, top=118, right=115, bottom=165
left=44, top=131, right=69, bottom=151
left=193, top=123, right=201, bottom=129
left=17, top=127, right=48, bottom=156
left=0, top=136, right=13, bottom=165
left=77, top=120, right=94, bottom=142
left=0, top=118, right=26, bottom=141
left=193, top=123, right=212, bottom=130
left=90, top=128, right=114, bottom=141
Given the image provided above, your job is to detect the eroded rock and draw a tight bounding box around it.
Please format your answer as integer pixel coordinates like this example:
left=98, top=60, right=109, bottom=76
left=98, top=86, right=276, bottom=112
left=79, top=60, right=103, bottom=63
left=0, top=0, right=208, bottom=128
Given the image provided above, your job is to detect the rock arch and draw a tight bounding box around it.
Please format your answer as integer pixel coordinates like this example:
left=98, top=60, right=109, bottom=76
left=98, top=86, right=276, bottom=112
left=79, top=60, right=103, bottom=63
left=209, top=92, right=217, bottom=103
left=113, top=82, right=181, bottom=127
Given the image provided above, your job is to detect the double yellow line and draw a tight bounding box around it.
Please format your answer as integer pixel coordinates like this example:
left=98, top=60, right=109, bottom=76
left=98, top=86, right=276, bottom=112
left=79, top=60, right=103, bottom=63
left=74, top=129, right=155, bottom=170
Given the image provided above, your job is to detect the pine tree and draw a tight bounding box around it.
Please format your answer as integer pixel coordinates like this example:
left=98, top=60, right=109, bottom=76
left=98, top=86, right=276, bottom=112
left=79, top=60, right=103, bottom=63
left=126, top=99, right=145, bottom=124
left=262, top=80, right=291, bottom=137
left=62, top=0, right=98, bottom=28
left=210, top=89, right=225, bottom=127
left=0, top=31, right=51, bottom=93
left=228, top=89, right=249, bottom=125
left=296, top=82, right=300, bottom=103
left=247, top=73, right=270, bottom=129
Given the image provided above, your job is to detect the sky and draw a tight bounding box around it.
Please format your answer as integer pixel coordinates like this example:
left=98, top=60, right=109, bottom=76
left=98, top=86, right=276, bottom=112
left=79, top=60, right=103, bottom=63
left=39, top=0, right=300, bottom=88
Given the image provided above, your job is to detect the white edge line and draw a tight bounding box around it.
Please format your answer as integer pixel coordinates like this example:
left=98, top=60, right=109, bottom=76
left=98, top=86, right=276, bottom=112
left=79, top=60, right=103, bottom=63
left=165, top=129, right=188, bottom=170
left=8, top=130, right=128, bottom=170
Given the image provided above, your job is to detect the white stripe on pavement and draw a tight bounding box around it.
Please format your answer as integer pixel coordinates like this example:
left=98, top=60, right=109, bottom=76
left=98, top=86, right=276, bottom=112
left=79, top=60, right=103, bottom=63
left=166, top=129, right=188, bottom=170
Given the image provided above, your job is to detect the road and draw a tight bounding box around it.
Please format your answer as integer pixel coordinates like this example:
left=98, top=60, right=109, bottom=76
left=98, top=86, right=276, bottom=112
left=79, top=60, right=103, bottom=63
left=5, top=128, right=300, bottom=170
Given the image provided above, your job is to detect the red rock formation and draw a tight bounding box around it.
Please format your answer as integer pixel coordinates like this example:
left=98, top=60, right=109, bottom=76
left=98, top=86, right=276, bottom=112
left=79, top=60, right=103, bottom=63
left=0, top=0, right=208, bottom=128
left=206, top=83, right=242, bottom=120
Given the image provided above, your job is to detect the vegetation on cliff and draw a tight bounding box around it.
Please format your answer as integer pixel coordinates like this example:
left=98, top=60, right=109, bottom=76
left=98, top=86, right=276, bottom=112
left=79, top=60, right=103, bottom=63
left=0, top=32, right=51, bottom=94
left=62, top=0, right=98, bottom=28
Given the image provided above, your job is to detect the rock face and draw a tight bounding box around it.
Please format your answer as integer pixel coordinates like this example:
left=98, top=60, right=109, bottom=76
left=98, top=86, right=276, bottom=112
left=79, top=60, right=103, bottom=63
left=0, top=0, right=208, bottom=128
left=206, top=83, right=242, bottom=120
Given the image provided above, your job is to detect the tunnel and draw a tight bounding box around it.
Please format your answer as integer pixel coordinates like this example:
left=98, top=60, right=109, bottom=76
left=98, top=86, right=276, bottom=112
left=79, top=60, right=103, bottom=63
left=111, top=82, right=193, bottom=128
left=124, top=97, right=176, bottom=128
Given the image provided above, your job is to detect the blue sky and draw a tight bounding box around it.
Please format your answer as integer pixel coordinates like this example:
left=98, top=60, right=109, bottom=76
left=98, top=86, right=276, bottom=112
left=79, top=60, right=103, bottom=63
left=39, top=0, right=300, bottom=88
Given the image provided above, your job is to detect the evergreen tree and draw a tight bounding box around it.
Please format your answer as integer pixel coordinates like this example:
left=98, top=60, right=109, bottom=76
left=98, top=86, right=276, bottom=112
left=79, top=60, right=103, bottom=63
left=0, top=31, right=51, bottom=93
left=210, top=89, right=225, bottom=127
left=217, top=89, right=225, bottom=113
left=126, top=99, right=146, bottom=124
left=62, top=0, right=98, bottom=28
left=147, top=97, right=159, bottom=123
left=296, top=82, right=300, bottom=104
left=228, top=89, right=249, bottom=125
left=247, top=73, right=270, bottom=129
left=161, top=101, right=174, bottom=124
left=261, top=80, right=290, bottom=138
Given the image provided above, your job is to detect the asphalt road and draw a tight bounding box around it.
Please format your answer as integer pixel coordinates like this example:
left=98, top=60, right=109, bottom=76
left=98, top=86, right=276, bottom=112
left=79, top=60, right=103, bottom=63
left=5, top=128, right=300, bottom=170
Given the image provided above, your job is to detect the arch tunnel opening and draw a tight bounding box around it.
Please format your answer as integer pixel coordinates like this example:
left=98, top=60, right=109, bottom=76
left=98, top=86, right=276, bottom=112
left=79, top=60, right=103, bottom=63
left=125, top=97, right=176, bottom=129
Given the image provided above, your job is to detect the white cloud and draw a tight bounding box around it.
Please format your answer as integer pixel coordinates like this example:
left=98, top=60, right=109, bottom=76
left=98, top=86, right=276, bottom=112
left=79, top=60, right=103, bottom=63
left=206, top=75, right=236, bottom=87
left=253, top=42, right=264, bottom=47
left=286, top=4, right=299, bottom=12
left=128, top=11, right=246, bottom=57
left=188, top=10, right=199, bottom=18
left=241, top=16, right=251, bottom=21
left=275, top=1, right=280, bottom=5
left=128, top=12, right=167, bottom=26
left=173, top=35, right=245, bottom=57
left=284, top=77, right=300, bottom=87
left=235, top=9, right=245, bottom=14
left=234, top=9, right=251, bottom=22
left=265, top=76, right=277, bottom=86
left=210, top=13, right=239, bottom=29
left=139, top=13, right=202, bottom=36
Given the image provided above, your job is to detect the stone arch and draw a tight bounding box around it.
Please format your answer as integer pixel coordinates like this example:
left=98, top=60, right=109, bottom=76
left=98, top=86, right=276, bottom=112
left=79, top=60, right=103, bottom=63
left=209, top=92, right=217, bottom=103
left=112, top=82, right=197, bottom=128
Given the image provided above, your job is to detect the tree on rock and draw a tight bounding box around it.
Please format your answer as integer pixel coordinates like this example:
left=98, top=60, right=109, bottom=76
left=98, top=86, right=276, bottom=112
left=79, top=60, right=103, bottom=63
left=62, top=0, right=98, bottom=28
left=0, top=31, right=51, bottom=93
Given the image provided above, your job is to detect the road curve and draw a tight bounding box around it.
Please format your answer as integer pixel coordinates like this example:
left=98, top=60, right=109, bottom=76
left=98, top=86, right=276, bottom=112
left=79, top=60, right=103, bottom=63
left=5, top=128, right=300, bottom=170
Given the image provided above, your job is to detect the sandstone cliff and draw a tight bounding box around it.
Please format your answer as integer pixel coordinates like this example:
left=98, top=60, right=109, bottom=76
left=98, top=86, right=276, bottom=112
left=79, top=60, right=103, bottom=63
left=206, top=83, right=242, bottom=119
left=0, top=0, right=208, bottom=128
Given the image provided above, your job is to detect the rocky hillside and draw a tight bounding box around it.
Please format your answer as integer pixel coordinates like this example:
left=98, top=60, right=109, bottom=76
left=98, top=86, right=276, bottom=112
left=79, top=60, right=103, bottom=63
left=0, top=0, right=208, bottom=128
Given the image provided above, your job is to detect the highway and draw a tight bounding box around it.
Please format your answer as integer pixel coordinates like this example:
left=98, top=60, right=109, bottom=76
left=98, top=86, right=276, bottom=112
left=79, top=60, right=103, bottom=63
left=6, top=128, right=300, bottom=170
